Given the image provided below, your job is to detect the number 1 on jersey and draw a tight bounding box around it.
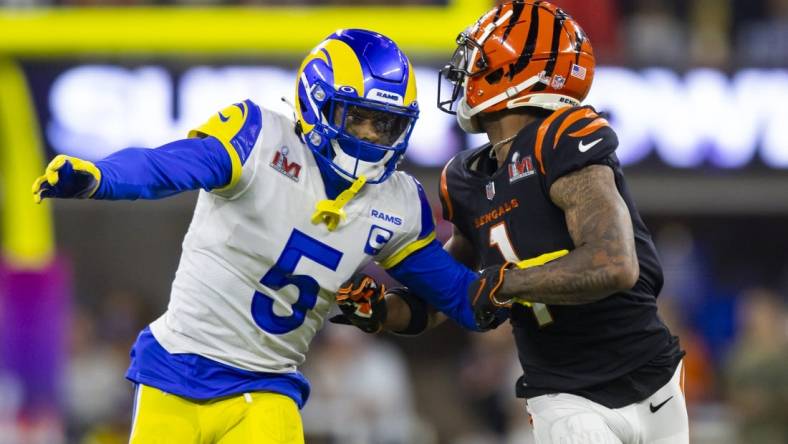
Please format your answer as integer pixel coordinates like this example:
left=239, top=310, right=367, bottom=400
left=489, top=222, right=554, bottom=327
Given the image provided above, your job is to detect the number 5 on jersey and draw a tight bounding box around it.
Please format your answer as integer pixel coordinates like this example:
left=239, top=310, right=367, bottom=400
left=252, top=229, right=343, bottom=334
left=489, top=222, right=568, bottom=327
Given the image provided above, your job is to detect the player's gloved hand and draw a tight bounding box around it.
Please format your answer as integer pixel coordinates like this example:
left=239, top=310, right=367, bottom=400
left=32, top=154, right=101, bottom=204
left=468, top=262, right=516, bottom=331
left=329, top=274, right=387, bottom=334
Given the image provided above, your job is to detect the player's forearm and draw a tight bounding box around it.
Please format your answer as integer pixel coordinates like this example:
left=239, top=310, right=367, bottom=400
left=93, top=137, right=231, bottom=200
left=382, top=292, right=446, bottom=333
left=382, top=292, right=411, bottom=332
left=499, top=244, right=639, bottom=304
left=387, top=240, right=479, bottom=331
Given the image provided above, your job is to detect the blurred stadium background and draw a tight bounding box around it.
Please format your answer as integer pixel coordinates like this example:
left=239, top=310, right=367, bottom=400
left=2, top=0, right=788, bottom=443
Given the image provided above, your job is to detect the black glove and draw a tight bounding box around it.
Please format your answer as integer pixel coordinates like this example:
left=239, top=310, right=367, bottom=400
left=467, top=262, right=515, bottom=331
left=329, top=274, right=387, bottom=333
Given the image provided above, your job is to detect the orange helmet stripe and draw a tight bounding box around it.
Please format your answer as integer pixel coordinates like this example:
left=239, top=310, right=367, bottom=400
left=534, top=6, right=556, bottom=54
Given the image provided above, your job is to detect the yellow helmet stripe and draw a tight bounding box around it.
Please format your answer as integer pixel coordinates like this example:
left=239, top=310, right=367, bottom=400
left=320, top=38, right=365, bottom=96
left=294, top=49, right=329, bottom=134
left=295, top=47, right=328, bottom=133
left=296, top=71, right=318, bottom=134
left=403, top=60, right=417, bottom=106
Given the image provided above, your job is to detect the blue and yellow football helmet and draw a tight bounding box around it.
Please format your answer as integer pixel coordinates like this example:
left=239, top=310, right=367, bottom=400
left=295, top=29, right=419, bottom=184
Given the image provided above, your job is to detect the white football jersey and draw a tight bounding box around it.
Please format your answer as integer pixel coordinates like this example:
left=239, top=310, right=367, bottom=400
left=150, top=100, right=433, bottom=374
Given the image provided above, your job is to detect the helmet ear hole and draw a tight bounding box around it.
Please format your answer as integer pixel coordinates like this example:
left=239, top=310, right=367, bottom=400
left=320, top=103, right=329, bottom=120
left=321, top=101, right=334, bottom=123
left=298, top=97, right=309, bottom=115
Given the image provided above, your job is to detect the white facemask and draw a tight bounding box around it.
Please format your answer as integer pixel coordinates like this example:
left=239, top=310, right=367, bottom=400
left=456, top=96, right=484, bottom=134
left=330, top=139, right=394, bottom=182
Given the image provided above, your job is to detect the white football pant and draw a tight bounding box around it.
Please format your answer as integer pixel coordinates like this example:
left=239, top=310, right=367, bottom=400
left=526, top=361, right=688, bottom=444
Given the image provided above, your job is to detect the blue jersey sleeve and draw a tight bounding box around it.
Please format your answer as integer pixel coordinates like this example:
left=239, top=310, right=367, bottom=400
left=92, top=136, right=232, bottom=200
left=187, top=100, right=262, bottom=193
left=387, top=239, right=480, bottom=331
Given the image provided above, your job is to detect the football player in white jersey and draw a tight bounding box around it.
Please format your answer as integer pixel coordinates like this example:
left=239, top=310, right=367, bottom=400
left=32, top=29, right=490, bottom=444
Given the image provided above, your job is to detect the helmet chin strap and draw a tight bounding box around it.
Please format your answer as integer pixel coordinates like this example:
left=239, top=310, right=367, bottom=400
left=507, top=93, right=580, bottom=110
left=456, top=73, right=543, bottom=134
left=456, top=72, right=581, bottom=133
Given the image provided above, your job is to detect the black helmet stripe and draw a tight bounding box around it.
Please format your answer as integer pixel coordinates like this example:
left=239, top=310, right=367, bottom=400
left=484, top=67, right=505, bottom=85
left=574, top=28, right=586, bottom=63
left=532, top=10, right=566, bottom=92
left=501, top=1, right=525, bottom=43
left=492, top=3, right=503, bottom=24
left=507, top=1, right=541, bottom=80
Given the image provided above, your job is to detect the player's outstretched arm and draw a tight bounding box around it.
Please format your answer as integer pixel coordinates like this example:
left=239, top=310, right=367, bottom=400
left=33, top=100, right=262, bottom=202
left=386, top=239, right=493, bottom=332
left=383, top=226, right=482, bottom=332
left=332, top=238, right=501, bottom=334
left=32, top=137, right=232, bottom=202
left=498, top=164, right=639, bottom=305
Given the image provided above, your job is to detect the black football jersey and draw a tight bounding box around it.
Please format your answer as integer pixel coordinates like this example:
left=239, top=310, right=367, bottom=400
left=439, top=106, right=683, bottom=408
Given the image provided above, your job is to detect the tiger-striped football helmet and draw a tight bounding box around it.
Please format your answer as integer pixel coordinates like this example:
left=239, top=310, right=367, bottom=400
left=438, top=1, right=595, bottom=133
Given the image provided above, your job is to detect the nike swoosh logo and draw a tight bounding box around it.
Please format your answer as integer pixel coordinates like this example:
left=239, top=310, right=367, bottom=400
left=218, top=112, right=230, bottom=122
left=578, top=138, right=603, bottom=152
left=649, top=396, right=673, bottom=413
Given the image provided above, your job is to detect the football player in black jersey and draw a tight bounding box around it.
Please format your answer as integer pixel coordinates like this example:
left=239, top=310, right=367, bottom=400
left=332, top=2, right=688, bottom=443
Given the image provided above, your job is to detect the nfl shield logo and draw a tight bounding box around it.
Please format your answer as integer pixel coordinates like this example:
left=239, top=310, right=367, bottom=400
left=485, top=181, right=496, bottom=201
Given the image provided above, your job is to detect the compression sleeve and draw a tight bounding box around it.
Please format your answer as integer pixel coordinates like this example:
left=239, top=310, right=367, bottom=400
left=387, top=239, right=480, bottom=331
left=92, top=136, right=232, bottom=200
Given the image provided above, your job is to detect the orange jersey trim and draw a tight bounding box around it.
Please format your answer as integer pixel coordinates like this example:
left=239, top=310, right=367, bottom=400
left=569, top=116, right=609, bottom=138
left=535, top=106, right=572, bottom=174
left=440, top=160, right=454, bottom=221
left=680, top=360, right=686, bottom=395
left=553, top=107, right=597, bottom=149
